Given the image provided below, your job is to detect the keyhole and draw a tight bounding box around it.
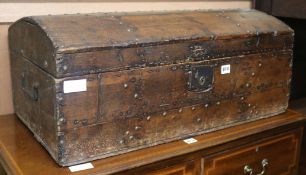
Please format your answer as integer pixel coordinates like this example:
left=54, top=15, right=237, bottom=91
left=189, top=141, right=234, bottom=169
left=198, top=76, right=206, bottom=85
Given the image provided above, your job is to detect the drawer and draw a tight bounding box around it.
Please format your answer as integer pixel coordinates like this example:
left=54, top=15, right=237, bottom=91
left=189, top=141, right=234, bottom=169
left=203, top=128, right=302, bottom=175
left=144, top=160, right=199, bottom=175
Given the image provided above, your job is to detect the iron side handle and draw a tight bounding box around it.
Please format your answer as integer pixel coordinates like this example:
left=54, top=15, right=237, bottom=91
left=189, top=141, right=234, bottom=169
left=21, top=72, right=39, bottom=101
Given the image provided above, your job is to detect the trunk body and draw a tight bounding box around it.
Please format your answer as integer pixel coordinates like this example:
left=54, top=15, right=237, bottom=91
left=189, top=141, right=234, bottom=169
left=9, top=10, right=294, bottom=166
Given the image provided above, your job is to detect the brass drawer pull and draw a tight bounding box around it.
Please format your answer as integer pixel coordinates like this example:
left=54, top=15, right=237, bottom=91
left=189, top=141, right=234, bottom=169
left=244, top=159, right=268, bottom=175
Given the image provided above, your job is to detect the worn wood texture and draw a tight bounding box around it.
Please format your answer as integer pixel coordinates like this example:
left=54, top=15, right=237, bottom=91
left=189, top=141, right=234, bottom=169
left=9, top=9, right=293, bottom=78
left=9, top=52, right=59, bottom=162
left=8, top=10, right=294, bottom=166
left=0, top=110, right=305, bottom=175
left=10, top=49, right=293, bottom=165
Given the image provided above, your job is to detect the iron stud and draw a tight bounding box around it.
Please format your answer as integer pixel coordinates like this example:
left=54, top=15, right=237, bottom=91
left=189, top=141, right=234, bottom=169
left=124, top=83, right=128, bottom=88
left=146, top=116, right=151, bottom=121
left=134, top=93, right=138, bottom=99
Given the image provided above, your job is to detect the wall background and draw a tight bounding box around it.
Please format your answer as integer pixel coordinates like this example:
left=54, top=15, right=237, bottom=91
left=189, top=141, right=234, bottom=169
left=0, top=1, right=251, bottom=115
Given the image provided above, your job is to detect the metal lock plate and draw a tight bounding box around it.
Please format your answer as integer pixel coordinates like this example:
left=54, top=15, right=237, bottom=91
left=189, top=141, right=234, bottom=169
left=188, top=65, right=213, bottom=91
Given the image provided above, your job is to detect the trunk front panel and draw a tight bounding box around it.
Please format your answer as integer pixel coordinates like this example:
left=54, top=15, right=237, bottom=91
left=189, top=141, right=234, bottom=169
left=59, top=51, right=291, bottom=131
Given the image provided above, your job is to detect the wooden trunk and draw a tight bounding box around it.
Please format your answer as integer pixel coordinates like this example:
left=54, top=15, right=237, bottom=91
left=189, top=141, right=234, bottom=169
left=8, top=9, right=294, bottom=166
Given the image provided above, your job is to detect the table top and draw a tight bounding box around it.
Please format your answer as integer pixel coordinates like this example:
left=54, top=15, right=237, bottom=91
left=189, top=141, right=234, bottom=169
left=0, top=110, right=305, bottom=175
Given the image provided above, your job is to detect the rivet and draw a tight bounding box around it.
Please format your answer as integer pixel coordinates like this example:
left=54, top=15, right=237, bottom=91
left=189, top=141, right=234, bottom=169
left=134, top=93, right=138, bottom=99
left=59, top=140, right=64, bottom=144
left=258, top=63, right=262, bottom=67
left=240, top=97, right=245, bottom=100
left=255, top=111, right=259, bottom=114
left=250, top=110, right=253, bottom=114
left=44, top=61, right=48, bottom=67
left=289, top=60, right=293, bottom=68
left=248, top=103, right=251, bottom=107
left=192, top=106, right=196, bottom=110
left=251, top=72, right=255, bottom=76
left=245, top=83, right=250, bottom=88
left=216, top=101, right=221, bottom=105
left=163, top=111, right=167, bottom=116
left=81, top=119, right=88, bottom=125
left=73, top=120, right=79, bottom=124
left=135, top=126, right=140, bottom=130
left=124, top=83, right=128, bottom=88
left=127, top=28, right=132, bottom=32
left=63, top=65, right=68, bottom=70
left=59, top=118, right=64, bottom=122
left=253, top=105, right=256, bottom=109
left=288, top=78, right=292, bottom=83
left=57, top=96, right=63, bottom=101
left=129, top=135, right=134, bottom=140
left=125, top=131, right=130, bottom=135
left=146, top=116, right=151, bottom=121
left=236, top=23, right=240, bottom=27
left=197, top=118, right=201, bottom=122
left=171, top=66, right=177, bottom=71
left=205, top=104, right=209, bottom=108
left=179, top=108, right=183, bottom=113
left=286, top=93, right=290, bottom=97
left=119, top=140, right=124, bottom=144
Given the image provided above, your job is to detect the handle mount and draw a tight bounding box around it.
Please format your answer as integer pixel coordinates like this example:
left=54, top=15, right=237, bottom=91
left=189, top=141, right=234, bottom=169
left=21, top=72, right=39, bottom=101
left=244, top=159, right=268, bottom=175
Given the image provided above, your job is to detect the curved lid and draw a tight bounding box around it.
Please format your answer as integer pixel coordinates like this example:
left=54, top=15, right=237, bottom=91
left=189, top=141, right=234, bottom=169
left=9, top=9, right=293, bottom=77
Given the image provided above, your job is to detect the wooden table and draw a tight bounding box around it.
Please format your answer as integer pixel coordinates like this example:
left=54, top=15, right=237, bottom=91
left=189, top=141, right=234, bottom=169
left=0, top=110, right=305, bottom=175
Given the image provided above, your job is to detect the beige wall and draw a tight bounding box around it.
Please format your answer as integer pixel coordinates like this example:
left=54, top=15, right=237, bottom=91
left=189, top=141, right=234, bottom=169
left=0, top=24, right=12, bottom=115
left=0, top=1, right=251, bottom=115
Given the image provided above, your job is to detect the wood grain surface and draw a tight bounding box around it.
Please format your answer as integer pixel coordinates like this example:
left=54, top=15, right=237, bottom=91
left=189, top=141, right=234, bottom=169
left=9, top=9, right=292, bottom=78
left=8, top=10, right=294, bottom=165
left=204, top=129, right=301, bottom=175
left=0, top=110, right=304, bottom=175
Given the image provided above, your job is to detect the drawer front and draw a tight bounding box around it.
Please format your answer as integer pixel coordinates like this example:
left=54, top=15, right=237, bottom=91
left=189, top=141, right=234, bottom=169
left=203, top=128, right=302, bottom=175
left=144, top=161, right=198, bottom=175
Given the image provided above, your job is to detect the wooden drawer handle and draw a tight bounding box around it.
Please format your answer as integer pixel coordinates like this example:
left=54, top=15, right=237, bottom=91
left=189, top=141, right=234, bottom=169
left=244, top=159, right=268, bottom=175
